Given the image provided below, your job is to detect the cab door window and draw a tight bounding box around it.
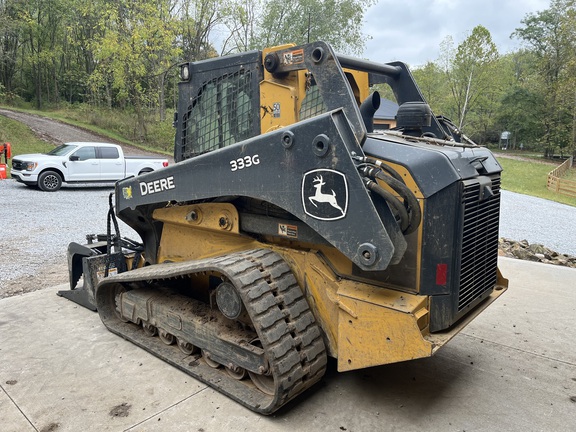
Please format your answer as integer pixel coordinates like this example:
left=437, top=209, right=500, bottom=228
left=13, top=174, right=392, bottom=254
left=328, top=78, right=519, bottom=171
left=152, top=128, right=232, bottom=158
left=72, top=146, right=96, bottom=161
left=67, top=146, right=99, bottom=181
left=98, top=147, right=120, bottom=159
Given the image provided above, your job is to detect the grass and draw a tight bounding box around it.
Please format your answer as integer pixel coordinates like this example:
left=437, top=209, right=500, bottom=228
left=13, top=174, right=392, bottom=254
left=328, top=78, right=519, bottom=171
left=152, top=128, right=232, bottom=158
left=563, top=168, right=576, bottom=182
left=0, top=116, right=55, bottom=176
left=496, top=157, right=576, bottom=207
left=0, top=116, right=54, bottom=154
left=4, top=104, right=173, bottom=155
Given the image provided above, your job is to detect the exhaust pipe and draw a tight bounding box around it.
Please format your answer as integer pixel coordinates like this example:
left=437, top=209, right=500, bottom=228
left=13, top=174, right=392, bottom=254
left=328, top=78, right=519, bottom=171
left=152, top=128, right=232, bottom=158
left=360, top=91, right=381, bottom=133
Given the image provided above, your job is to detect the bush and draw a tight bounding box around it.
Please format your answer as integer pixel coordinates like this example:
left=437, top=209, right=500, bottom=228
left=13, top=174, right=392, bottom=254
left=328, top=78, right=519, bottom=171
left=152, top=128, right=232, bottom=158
left=146, top=118, right=175, bottom=152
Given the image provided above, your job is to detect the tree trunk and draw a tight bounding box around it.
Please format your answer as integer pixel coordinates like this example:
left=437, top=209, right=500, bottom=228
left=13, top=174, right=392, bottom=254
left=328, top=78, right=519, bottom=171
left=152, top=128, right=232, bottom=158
left=572, top=89, right=576, bottom=158
left=106, top=80, right=112, bottom=109
left=459, top=70, right=474, bottom=130
left=33, top=63, right=42, bottom=110
left=158, top=73, right=166, bottom=121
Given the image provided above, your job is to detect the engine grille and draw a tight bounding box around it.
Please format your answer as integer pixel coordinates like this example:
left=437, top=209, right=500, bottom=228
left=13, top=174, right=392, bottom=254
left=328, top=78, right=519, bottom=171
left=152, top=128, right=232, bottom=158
left=457, top=175, right=501, bottom=312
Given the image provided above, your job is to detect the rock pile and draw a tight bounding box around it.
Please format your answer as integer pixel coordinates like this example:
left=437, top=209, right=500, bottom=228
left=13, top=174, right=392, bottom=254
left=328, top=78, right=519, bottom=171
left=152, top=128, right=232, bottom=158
left=499, top=238, right=576, bottom=268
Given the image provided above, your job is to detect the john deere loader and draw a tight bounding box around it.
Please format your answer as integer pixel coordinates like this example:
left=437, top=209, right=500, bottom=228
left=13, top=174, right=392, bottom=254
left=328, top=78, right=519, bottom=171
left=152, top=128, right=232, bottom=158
left=61, top=41, right=507, bottom=414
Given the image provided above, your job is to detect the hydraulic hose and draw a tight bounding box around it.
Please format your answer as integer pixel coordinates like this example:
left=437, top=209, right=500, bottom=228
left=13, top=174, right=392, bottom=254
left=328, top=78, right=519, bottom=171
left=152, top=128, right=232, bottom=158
left=363, top=178, right=410, bottom=233
left=373, top=171, right=421, bottom=235
left=361, top=156, right=405, bottom=184
left=436, top=116, right=477, bottom=146
left=357, top=158, right=422, bottom=235
left=105, top=193, right=145, bottom=273
left=105, top=193, right=121, bottom=277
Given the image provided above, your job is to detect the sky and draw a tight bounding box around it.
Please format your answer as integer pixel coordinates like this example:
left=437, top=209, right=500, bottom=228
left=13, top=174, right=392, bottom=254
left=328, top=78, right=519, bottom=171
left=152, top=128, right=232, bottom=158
left=362, top=0, right=551, bottom=67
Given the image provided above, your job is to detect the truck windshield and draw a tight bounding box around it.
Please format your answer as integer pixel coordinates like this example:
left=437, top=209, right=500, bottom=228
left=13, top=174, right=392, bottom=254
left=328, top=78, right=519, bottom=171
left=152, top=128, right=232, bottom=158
left=47, top=144, right=78, bottom=156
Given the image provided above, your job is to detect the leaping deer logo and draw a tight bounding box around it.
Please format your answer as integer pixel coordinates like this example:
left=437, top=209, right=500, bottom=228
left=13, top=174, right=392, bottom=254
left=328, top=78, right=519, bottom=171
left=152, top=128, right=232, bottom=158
left=309, top=175, right=345, bottom=216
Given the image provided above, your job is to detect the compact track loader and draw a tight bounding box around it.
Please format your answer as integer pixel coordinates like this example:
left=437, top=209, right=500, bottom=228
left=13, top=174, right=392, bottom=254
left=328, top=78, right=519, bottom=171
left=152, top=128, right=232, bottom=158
left=62, top=41, right=508, bottom=414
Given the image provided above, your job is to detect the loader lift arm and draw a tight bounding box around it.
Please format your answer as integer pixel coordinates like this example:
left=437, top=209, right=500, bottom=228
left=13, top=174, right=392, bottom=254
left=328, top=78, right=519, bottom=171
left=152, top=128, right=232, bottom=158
left=116, top=109, right=405, bottom=272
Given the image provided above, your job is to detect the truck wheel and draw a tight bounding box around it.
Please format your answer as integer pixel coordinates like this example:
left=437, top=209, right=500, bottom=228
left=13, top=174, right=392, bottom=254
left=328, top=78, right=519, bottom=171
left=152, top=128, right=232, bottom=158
left=38, top=170, right=62, bottom=192
left=138, top=169, right=153, bottom=176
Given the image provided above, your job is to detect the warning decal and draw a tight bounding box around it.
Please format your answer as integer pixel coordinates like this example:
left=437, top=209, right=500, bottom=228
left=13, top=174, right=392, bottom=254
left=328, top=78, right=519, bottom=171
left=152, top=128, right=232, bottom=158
left=278, top=223, right=298, bottom=238
left=282, top=49, right=304, bottom=66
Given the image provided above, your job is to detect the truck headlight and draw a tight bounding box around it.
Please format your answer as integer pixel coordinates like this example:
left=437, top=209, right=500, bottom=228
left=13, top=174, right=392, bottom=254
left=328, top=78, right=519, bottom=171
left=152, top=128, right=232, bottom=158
left=25, top=162, right=38, bottom=171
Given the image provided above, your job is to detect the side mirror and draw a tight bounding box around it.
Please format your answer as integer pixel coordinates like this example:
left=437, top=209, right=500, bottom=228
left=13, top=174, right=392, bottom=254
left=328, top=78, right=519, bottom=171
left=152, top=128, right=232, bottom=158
left=69, top=155, right=80, bottom=161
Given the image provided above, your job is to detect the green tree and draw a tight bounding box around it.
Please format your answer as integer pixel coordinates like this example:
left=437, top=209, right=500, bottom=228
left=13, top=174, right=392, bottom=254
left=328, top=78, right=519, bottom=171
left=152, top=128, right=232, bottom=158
left=180, top=0, right=222, bottom=61
left=252, top=0, right=375, bottom=55
left=89, top=0, right=180, bottom=137
left=559, top=1, right=576, bottom=157
left=20, top=0, right=71, bottom=108
left=59, top=0, right=108, bottom=104
left=221, top=0, right=260, bottom=54
left=411, top=61, right=451, bottom=120
left=0, top=0, right=25, bottom=96
left=495, top=52, right=545, bottom=149
left=512, top=0, right=576, bottom=156
left=441, top=25, right=500, bottom=135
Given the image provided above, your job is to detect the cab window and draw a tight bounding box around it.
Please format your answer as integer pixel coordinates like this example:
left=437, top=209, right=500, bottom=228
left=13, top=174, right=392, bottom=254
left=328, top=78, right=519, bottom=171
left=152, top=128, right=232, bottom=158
left=99, top=147, right=120, bottom=159
left=72, top=146, right=96, bottom=161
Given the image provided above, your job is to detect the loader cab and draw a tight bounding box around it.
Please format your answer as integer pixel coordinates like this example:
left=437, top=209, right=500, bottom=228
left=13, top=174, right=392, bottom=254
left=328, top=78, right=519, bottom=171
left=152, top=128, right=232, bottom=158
left=173, top=42, right=461, bottom=165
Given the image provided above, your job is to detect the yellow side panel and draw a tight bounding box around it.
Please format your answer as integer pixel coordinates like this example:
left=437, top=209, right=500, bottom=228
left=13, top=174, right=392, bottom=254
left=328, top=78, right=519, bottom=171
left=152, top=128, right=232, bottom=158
left=343, top=69, right=370, bottom=105
left=259, top=80, right=298, bottom=133
left=303, top=262, right=341, bottom=357
left=337, top=283, right=432, bottom=371
left=153, top=204, right=258, bottom=262
left=154, top=204, right=240, bottom=232
left=273, top=250, right=433, bottom=368
left=156, top=227, right=256, bottom=263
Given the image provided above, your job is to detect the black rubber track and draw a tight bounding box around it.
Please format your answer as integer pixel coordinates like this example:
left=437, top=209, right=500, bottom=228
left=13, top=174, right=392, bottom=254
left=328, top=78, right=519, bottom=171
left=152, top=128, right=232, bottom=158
left=96, top=248, right=327, bottom=414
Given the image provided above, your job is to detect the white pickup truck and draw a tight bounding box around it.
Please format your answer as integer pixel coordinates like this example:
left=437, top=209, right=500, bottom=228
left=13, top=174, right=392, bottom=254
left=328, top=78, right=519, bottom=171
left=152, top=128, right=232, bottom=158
left=11, top=142, right=169, bottom=191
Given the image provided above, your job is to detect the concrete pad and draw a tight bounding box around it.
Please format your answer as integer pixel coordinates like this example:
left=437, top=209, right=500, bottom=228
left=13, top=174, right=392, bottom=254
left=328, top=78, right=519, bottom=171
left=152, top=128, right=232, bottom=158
left=1, top=386, right=35, bottom=432
left=1, top=257, right=575, bottom=431
left=472, top=257, right=576, bottom=364
left=0, top=289, right=206, bottom=432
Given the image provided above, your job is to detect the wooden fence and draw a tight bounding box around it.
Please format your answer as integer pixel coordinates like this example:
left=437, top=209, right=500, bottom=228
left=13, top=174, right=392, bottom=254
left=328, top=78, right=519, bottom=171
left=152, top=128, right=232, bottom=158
left=547, top=156, right=576, bottom=198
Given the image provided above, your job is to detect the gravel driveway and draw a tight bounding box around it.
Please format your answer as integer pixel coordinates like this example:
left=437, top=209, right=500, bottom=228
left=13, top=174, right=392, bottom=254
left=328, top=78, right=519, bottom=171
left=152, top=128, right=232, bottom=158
left=0, top=109, right=108, bottom=144
left=500, top=190, right=576, bottom=256
left=0, top=180, right=137, bottom=297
